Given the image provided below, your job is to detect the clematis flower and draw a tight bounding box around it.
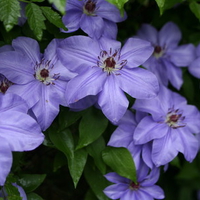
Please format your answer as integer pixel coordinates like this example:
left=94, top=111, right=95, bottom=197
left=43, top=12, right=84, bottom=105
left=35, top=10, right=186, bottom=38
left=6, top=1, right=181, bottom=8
left=136, top=22, right=196, bottom=90
left=61, top=0, right=127, bottom=39
left=58, top=36, right=159, bottom=123
left=0, top=37, right=76, bottom=131
left=132, top=85, right=200, bottom=166
left=0, top=93, right=44, bottom=186
left=104, top=162, right=164, bottom=200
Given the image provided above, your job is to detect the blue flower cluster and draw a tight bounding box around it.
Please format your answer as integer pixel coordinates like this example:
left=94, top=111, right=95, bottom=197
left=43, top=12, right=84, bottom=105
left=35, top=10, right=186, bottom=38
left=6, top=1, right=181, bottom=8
left=0, top=0, right=200, bottom=199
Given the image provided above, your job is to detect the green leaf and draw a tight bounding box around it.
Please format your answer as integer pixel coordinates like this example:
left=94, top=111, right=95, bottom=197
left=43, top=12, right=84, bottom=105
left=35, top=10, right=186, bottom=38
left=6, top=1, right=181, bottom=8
left=68, top=148, right=88, bottom=188
left=53, top=152, right=67, bottom=172
left=190, top=1, right=200, bottom=20
left=155, top=0, right=165, bottom=10
left=48, top=128, right=74, bottom=159
left=25, top=3, right=46, bottom=40
left=86, top=136, right=106, bottom=174
left=40, top=6, right=67, bottom=31
left=4, top=183, right=22, bottom=200
left=84, top=159, right=109, bottom=200
left=106, top=0, right=128, bottom=15
left=18, top=174, right=46, bottom=193
left=31, top=0, right=45, bottom=2
left=84, top=189, right=99, bottom=200
left=102, top=147, right=137, bottom=183
left=48, top=0, right=66, bottom=15
left=0, top=0, right=20, bottom=31
left=27, top=193, right=43, bottom=200
left=77, top=108, right=108, bottom=150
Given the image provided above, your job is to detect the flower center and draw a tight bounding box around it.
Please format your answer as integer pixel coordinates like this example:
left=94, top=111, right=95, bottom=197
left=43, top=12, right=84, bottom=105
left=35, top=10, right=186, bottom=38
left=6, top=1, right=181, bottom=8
left=153, top=45, right=164, bottom=59
left=129, top=181, right=140, bottom=190
left=83, top=0, right=96, bottom=15
left=34, top=59, right=60, bottom=85
left=0, top=75, right=13, bottom=94
left=165, top=106, right=186, bottom=129
left=97, top=49, right=127, bottom=75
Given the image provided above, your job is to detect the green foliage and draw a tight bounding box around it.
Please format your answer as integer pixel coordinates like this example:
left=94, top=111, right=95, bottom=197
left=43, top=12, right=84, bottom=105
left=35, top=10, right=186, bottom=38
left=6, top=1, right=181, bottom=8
left=189, top=1, right=200, bottom=20
left=40, top=6, right=67, bottom=31
left=102, top=147, right=137, bottom=183
left=27, top=193, right=44, bottom=200
left=25, top=3, right=46, bottom=40
left=77, top=107, right=108, bottom=150
left=0, top=0, right=20, bottom=32
left=18, top=174, right=46, bottom=193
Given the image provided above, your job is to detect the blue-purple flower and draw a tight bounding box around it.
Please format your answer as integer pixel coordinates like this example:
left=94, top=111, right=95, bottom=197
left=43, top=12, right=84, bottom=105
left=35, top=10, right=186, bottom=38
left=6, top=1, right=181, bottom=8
left=62, top=0, right=127, bottom=39
left=58, top=36, right=159, bottom=123
left=136, top=22, right=196, bottom=90
left=0, top=93, right=44, bottom=186
left=0, top=37, right=75, bottom=131
left=104, top=163, right=164, bottom=200
left=132, top=85, right=200, bottom=166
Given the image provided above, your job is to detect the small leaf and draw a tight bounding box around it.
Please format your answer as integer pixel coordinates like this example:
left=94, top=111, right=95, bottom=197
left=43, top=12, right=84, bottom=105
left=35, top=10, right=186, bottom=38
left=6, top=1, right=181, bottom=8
left=106, top=0, right=128, bottom=15
left=68, top=148, right=88, bottom=188
left=27, top=193, right=43, bottom=200
left=0, top=0, right=21, bottom=31
left=86, top=137, right=106, bottom=174
left=84, top=159, right=109, bottom=200
left=102, top=147, right=137, bottom=183
left=48, top=0, right=66, bottom=15
left=25, top=3, right=46, bottom=40
left=18, top=174, right=46, bottom=193
left=77, top=108, right=108, bottom=150
left=41, top=6, right=67, bottom=31
left=48, top=128, right=74, bottom=159
left=190, top=1, right=200, bottom=20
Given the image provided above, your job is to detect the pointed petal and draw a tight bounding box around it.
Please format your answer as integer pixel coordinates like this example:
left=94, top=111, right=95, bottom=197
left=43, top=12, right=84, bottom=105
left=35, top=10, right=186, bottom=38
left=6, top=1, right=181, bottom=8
left=142, top=167, right=160, bottom=186
left=117, top=68, right=159, bottom=99
left=104, top=172, right=129, bottom=184
left=136, top=23, right=158, bottom=45
left=102, top=20, right=118, bottom=39
left=98, top=75, right=129, bottom=123
left=104, top=184, right=128, bottom=199
left=120, top=38, right=154, bottom=68
left=188, top=57, right=200, bottom=78
left=0, top=137, right=12, bottom=186
left=62, top=9, right=82, bottom=32
left=121, top=189, right=138, bottom=200
left=142, top=143, right=154, bottom=169
left=0, top=52, right=34, bottom=84
left=12, top=37, right=41, bottom=63
left=158, top=22, right=181, bottom=48
left=152, top=131, right=178, bottom=166
left=140, top=186, right=165, bottom=199
left=0, top=111, right=44, bottom=151
left=99, top=37, right=121, bottom=51
left=65, top=0, right=83, bottom=10
left=66, top=67, right=106, bottom=104
left=175, top=128, right=199, bottom=162
left=167, top=44, right=196, bottom=66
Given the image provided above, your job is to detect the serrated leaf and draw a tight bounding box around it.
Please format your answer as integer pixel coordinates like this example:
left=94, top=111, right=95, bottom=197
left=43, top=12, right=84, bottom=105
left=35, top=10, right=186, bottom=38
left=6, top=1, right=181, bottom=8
left=190, top=1, right=200, bottom=20
left=68, top=148, right=88, bottom=188
left=18, top=174, right=46, bottom=193
left=48, top=0, right=66, bottom=15
left=25, top=3, right=46, bottom=40
left=86, top=137, right=106, bottom=174
left=106, top=0, right=128, bottom=15
left=0, top=0, right=20, bottom=31
left=27, top=193, right=43, bottom=200
left=41, top=6, right=67, bottom=31
left=48, top=128, right=74, bottom=159
left=76, top=108, right=108, bottom=150
left=102, top=147, right=137, bottom=183
left=84, top=159, right=109, bottom=200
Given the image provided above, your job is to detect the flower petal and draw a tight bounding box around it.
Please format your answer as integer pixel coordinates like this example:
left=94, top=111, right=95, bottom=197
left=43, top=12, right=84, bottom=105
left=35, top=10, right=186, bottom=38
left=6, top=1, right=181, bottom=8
left=188, top=57, right=200, bottom=78
left=120, top=38, right=154, bottom=68
left=136, top=23, right=158, bottom=45
left=140, top=186, right=165, bottom=199
left=0, top=110, right=44, bottom=151
left=12, top=37, right=41, bottom=63
left=167, top=44, right=196, bottom=66
left=117, top=68, right=159, bottom=99
left=66, top=67, right=106, bottom=105
left=104, top=184, right=128, bottom=199
left=104, top=172, right=129, bottom=184
left=158, top=22, right=181, bottom=48
left=98, top=75, right=129, bottom=123
left=0, top=137, right=12, bottom=186
left=102, top=20, right=118, bottom=39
